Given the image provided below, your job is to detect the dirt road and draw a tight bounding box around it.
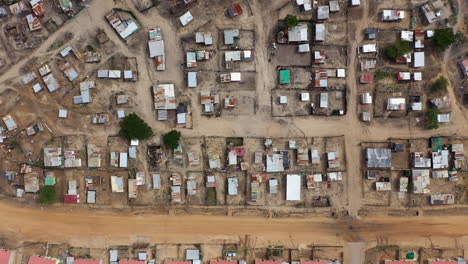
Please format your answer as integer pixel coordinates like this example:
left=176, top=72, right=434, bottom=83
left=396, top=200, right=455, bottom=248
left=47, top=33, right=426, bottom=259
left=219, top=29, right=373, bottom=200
left=0, top=200, right=467, bottom=250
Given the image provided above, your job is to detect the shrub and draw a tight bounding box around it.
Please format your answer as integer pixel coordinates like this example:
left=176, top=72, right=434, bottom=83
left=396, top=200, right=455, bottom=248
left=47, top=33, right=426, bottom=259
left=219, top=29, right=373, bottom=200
left=284, top=14, right=298, bottom=28
left=38, top=186, right=56, bottom=205
left=206, top=188, right=217, bottom=206
left=432, top=28, right=456, bottom=52
left=430, top=76, right=448, bottom=93
left=119, top=113, right=153, bottom=141
left=426, top=106, right=440, bottom=130
left=163, top=130, right=181, bottom=150
left=375, top=71, right=393, bottom=80
left=384, top=39, right=411, bottom=60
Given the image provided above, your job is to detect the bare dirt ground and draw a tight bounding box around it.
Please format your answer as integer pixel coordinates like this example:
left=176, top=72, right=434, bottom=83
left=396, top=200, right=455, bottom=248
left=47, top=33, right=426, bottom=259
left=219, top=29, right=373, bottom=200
left=0, top=0, right=467, bottom=260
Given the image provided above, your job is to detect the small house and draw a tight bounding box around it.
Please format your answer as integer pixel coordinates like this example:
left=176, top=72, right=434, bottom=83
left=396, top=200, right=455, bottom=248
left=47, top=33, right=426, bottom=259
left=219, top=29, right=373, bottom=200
left=228, top=177, right=238, bottom=195
left=430, top=194, right=455, bottom=205
left=320, top=93, right=328, bottom=108
left=224, top=29, right=239, bottom=45
left=413, top=52, right=425, bottom=68
left=350, top=0, right=360, bottom=6
left=317, top=6, right=330, bottom=20
left=360, top=73, right=373, bottom=84
left=361, top=44, right=376, bottom=53
left=187, top=72, right=197, bottom=88
left=315, top=23, right=325, bottom=42
left=179, top=11, right=193, bottom=26
left=382, top=10, right=405, bottom=21
left=329, top=1, right=340, bottom=12
left=364, top=28, right=377, bottom=40
left=195, top=32, right=213, bottom=45
left=361, top=93, right=372, bottom=104
left=279, top=69, right=290, bottom=84
left=397, top=72, right=411, bottom=82
left=366, top=148, right=392, bottom=168
left=295, top=0, right=312, bottom=11
left=437, top=113, right=450, bottom=123
left=386, top=98, right=406, bottom=110
left=286, top=174, right=301, bottom=201
left=288, top=24, right=308, bottom=42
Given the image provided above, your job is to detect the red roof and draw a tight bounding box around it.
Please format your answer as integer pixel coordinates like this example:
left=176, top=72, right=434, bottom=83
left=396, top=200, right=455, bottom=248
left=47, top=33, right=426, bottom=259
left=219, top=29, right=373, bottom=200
left=229, top=148, right=246, bottom=157
left=74, top=260, right=102, bottom=264
left=64, top=194, right=79, bottom=204
left=360, top=73, right=373, bottom=83
left=119, top=261, right=146, bottom=264
left=28, top=256, right=57, bottom=264
left=211, top=261, right=238, bottom=264
left=230, top=3, right=243, bottom=15
left=395, top=57, right=409, bottom=63
left=0, top=250, right=12, bottom=264
left=301, top=261, right=329, bottom=264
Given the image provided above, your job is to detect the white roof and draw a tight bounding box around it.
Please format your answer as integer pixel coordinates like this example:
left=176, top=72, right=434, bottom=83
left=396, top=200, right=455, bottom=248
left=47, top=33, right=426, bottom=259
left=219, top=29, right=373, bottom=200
left=361, top=93, right=372, bottom=104
left=148, top=40, right=165, bottom=58
left=87, top=190, right=96, bottom=204
left=298, top=44, right=310, bottom=52
left=188, top=72, right=197, bottom=88
left=301, top=93, right=310, bottom=101
left=320, top=93, right=328, bottom=108
left=401, top=31, right=414, bottom=41
left=350, top=0, right=360, bottom=5
left=288, top=24, right=308, bottom=42
left=362, top=44, right=377, bottom=53
left=228, top=177, right=238, bottom=195
left=279, top=96, right=288, bottom=104
left=124, top=70, right=133, bottom=79
left=411, top=102, right=423, bottom=111
left=413, top=52, right=425, bottom=67
left=337, top=69, right=346, bottom=77
left=111, top=176, right=124, bottom=193
left=119, top=152, right=128, bottom=168
left=286, top=174, right=301, bottom=201
left=179, top=11, right=193, bottom=26
left=437, top=113, right=450, bottom=123
left=120, top=20, right=139, bottom=39
left=117, top=109, right=125, bottom=118
left=32, top=83, right=42, bottom=93
left=177, top=113, right=186, bottom=124
left=230, top=72, right=241, bottom=81
left=59, top=109, right=68, bottom=118
left=413, top=72, right=422, bottom=80
left=225, top=51, right=241, bottom=61
left=108, top=70, right=121, bottom=79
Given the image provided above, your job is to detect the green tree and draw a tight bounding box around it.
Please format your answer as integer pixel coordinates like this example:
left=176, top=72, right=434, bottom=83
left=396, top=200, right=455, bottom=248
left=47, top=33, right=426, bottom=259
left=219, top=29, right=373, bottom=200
left=430, top=76, right=448, bottom=93
left=384, top=39, right=411, bottom=60
left=38, top=186, right=56, bottom=205
left=284, top=14, right=298, bottom=28
left=119, top=113, right=153, bottom=141
left=163, top=130, right=181, bottom=150
left=425, top=106, right=440, bottom=130
left=432, top=28, right=456, bottom=52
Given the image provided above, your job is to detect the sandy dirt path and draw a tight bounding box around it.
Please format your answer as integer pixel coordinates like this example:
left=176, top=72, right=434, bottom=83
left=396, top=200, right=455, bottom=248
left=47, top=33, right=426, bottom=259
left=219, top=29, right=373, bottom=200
left=0, top=200, right=467, bottom=249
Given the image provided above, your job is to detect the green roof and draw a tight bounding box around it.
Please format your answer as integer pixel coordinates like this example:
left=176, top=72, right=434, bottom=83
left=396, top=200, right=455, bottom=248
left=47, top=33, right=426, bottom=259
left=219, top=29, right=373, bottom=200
left=44, top=177, right=55, bottom=186
left=59, top=0, right=73, bottom=10
left=279, top=70, right=290, bottom=84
